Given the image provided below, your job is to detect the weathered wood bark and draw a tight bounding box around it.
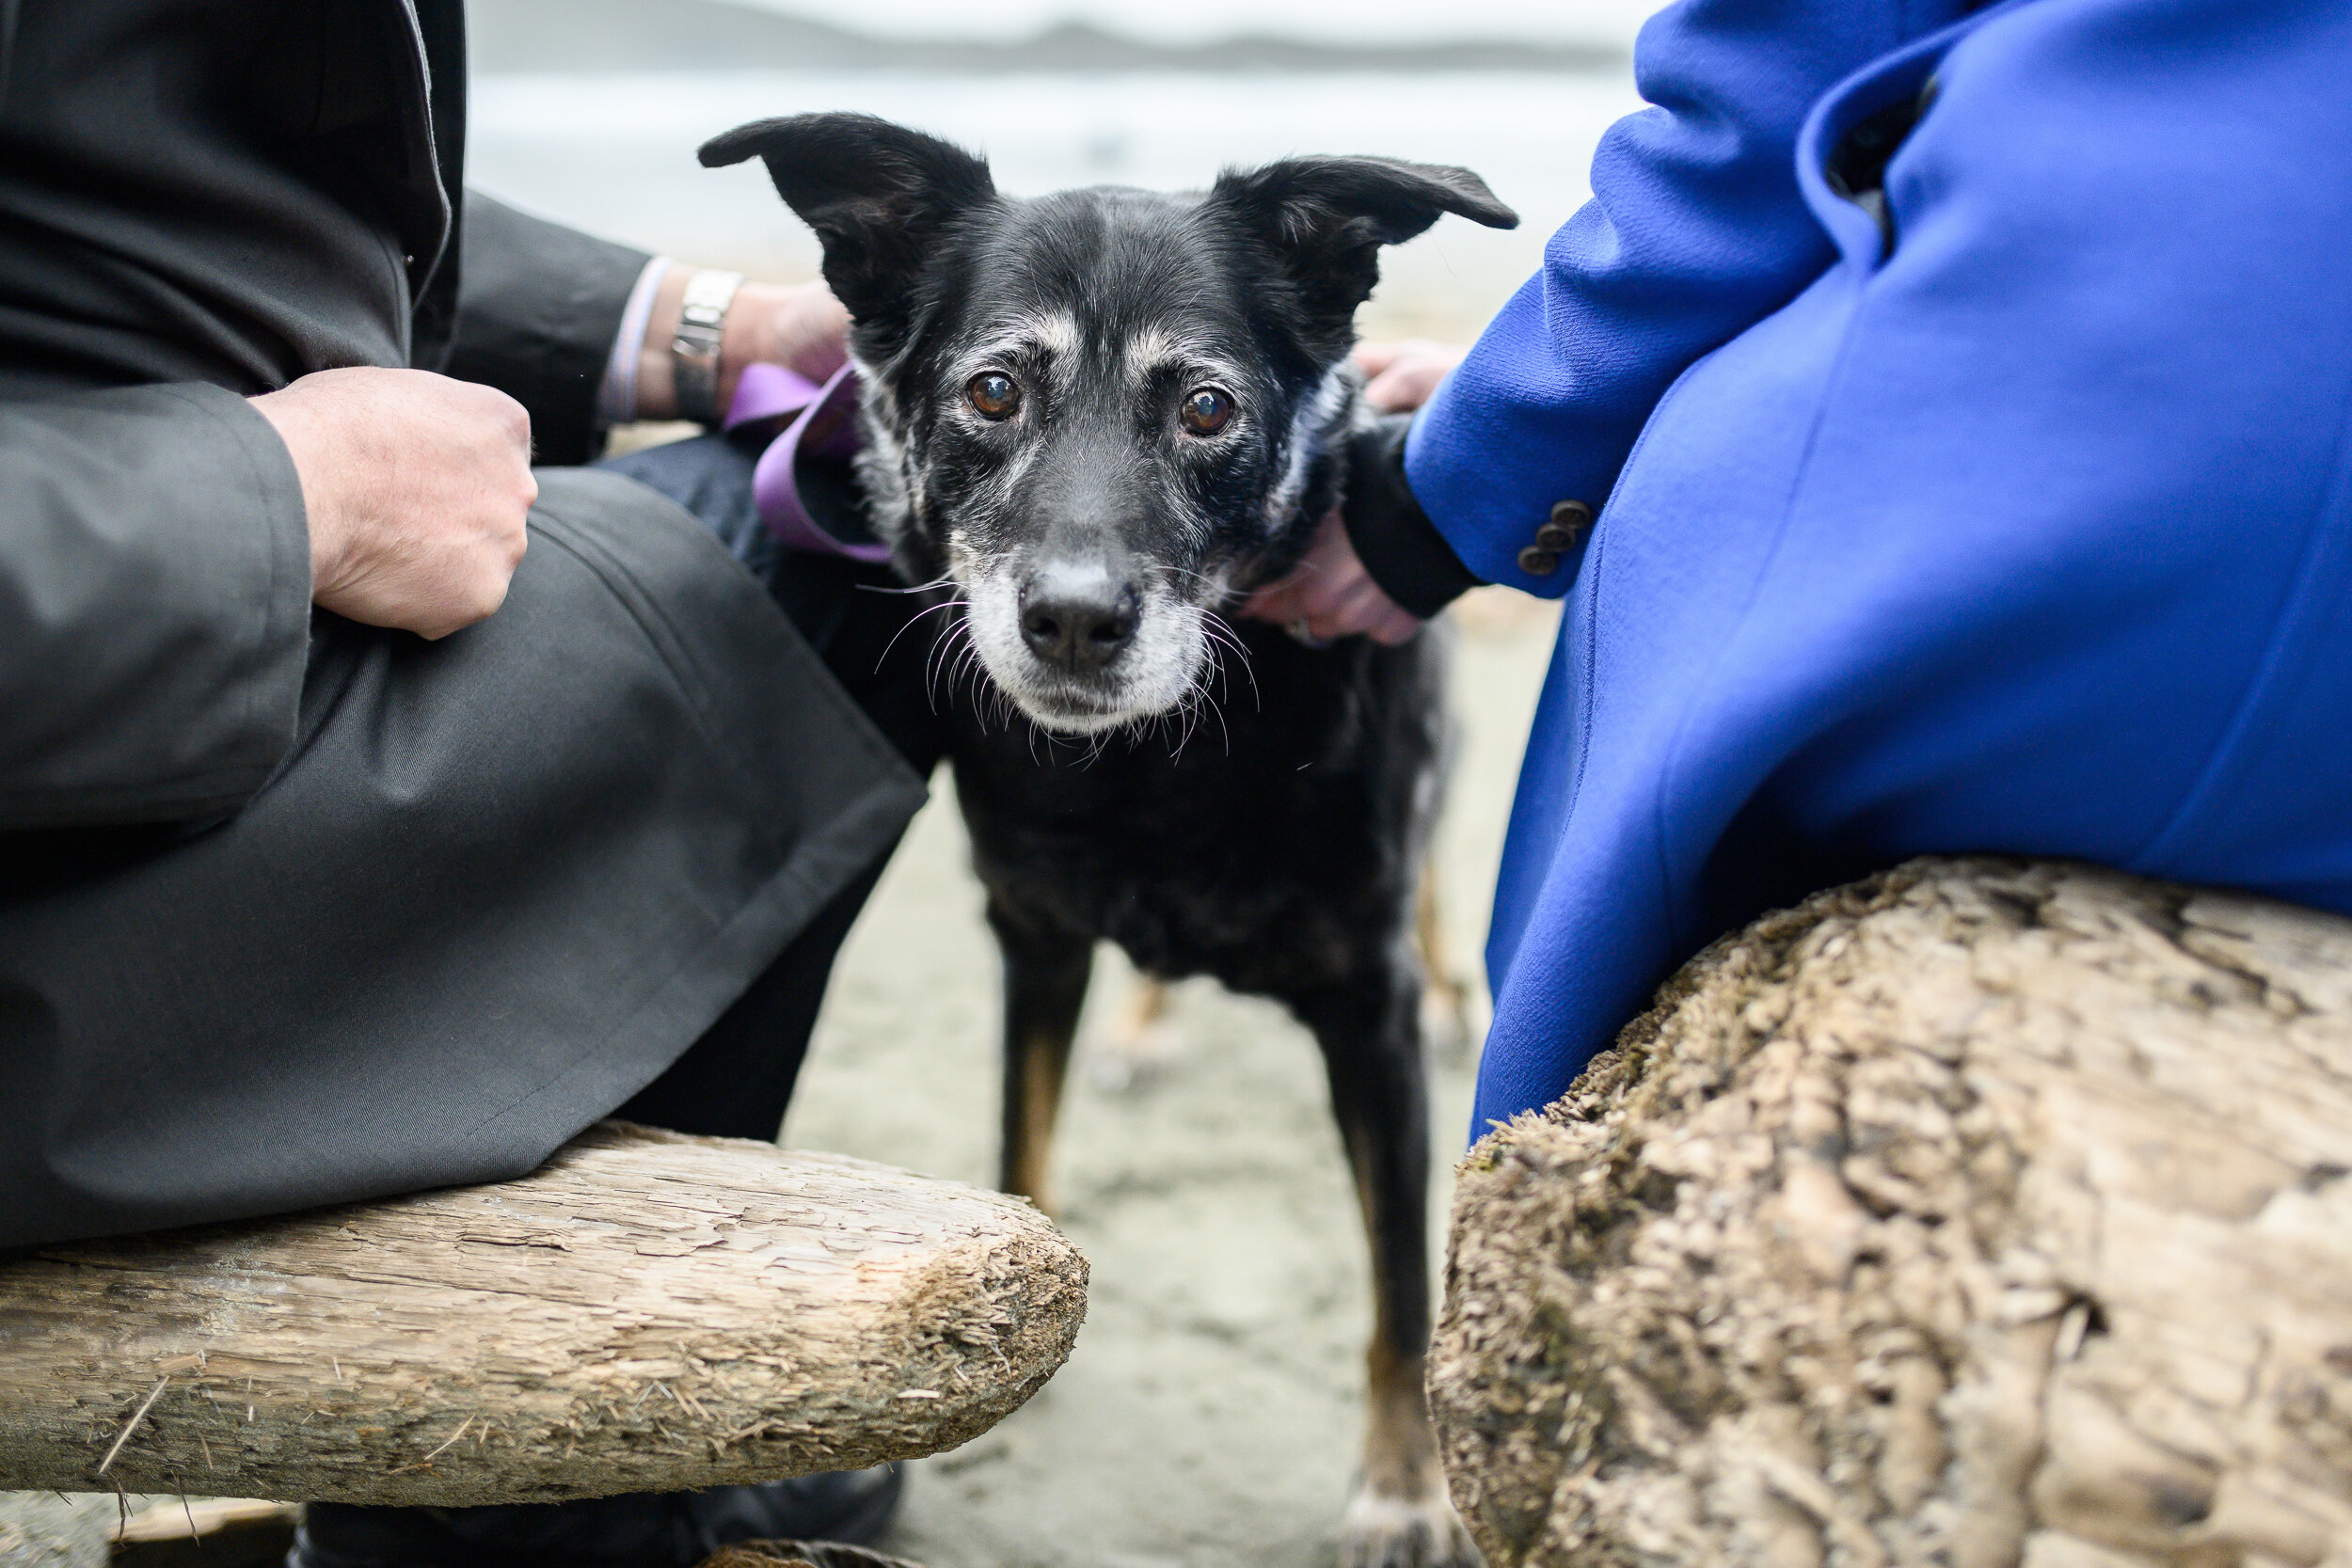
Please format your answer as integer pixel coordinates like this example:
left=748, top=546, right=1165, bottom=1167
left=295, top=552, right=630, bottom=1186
left=695, top=1544, right=922, bottom=1568
left=0, top=1122, right=1087, bottom=1504
left=1432, top=857, right=2352, bottom=1568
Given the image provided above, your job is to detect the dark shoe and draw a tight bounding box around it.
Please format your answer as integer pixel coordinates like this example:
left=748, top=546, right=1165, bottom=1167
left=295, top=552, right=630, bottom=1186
left=289, top=1465, right=903, bottom=1568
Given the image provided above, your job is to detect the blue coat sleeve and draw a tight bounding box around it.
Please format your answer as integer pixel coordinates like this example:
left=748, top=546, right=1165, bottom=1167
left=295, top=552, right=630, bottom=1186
left=1405, top=0, right=1978, bottom=595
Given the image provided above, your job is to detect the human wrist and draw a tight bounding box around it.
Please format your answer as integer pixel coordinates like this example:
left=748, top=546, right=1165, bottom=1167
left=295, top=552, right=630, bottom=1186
left=721, top=279, right=850, bottom=413
left=635, top=266, right=749, bottom=425
left=630, top=263, right=696, bottom=421
left=1342, top=413, right=1484, bottom=619
left=596, top=257, right=672, bottom=427
left=711, top=278, right=790, bottom=420
left=248, top=387, right=348, bottom=592
left=670, top=267, right=744, bottom=424
left=631, top=272, right=850, bottom=424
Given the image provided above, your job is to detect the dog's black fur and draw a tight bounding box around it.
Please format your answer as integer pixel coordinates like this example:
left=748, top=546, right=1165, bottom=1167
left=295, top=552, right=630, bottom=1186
left=705, top=113, right=1514, bottom=1568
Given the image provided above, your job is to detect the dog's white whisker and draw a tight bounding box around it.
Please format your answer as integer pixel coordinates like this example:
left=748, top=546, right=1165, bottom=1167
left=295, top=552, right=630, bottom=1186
left=944, top=634, right=977, bottom=698
left=1183, top=641, right=1236, bottom=757
left=922, top=615, right=959, bottom=685
left=873, top=595, right=969, bottom=676
left=1200, top=610, right=1263, bottom=712
left=1165, top=678, right=1203, bottom=763
left=924, top=617, right=983, bottom=715
left=854, top=573, right=956, bottom=597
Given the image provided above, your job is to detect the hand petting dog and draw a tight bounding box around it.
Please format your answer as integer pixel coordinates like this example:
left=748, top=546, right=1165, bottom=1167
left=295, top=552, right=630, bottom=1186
left=1241, top=339, right=1467, bottom=647
left=1357, top=339, right=1469, bottom=415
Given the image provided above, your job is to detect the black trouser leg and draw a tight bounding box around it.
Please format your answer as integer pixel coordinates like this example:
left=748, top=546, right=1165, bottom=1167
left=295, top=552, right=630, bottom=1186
left=616, top=852, right=891, bottom=1140
left=598, top=429, right=944, bottom=1140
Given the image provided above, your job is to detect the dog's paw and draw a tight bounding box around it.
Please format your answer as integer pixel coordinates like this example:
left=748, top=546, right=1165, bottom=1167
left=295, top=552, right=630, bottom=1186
left=1418, top=975, right=1490, bottom=1067
left=1340, top=1486, right=1484, bottom=1568
left=1082, top=976, right=1185, bottom=1092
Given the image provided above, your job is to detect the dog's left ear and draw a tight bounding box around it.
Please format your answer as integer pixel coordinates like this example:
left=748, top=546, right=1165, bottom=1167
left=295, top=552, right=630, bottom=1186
left=1207, top=157, right=1518, bottom=349
left=700, top=112, right=996, bottom=341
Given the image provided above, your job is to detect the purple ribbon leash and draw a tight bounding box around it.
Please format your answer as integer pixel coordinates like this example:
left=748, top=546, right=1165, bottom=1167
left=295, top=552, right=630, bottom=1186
left=723, top=359, right=890, bottom=564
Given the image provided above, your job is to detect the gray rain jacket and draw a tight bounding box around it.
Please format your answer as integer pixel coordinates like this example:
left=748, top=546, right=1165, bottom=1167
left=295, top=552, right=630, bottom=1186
left=0, top=1, right=923, bottom=1246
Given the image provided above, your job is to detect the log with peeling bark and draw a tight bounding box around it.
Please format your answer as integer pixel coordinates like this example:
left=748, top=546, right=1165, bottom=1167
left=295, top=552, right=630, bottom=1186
left=0, top=1122, right=1087, bottom=1505
left=694, top=1544, right=922, bottom=1568
left=1431, top=857, right=2352, bottom=1568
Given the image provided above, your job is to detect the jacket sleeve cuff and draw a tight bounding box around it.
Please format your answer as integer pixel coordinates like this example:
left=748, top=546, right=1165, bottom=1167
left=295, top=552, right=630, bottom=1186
left=447, top=191, right=653, bottom=467
left=0, top=384, right=311, bottom=826
left=1397, top=284, right=1618, bottom=601
left=1342, top=414, right=1485, bottom=620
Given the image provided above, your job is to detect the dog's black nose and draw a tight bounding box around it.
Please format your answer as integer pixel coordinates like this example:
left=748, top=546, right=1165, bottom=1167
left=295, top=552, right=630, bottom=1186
left=1019, top=578, right=1139, bottom=673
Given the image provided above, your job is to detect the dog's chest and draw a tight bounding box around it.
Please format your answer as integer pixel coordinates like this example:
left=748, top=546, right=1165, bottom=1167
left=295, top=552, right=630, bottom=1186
left=945, top=625, right=1448, bottom=991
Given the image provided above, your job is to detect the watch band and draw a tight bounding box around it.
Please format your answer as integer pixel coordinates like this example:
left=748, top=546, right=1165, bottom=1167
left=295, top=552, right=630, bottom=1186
left=670, top=269, right=743, bottom=425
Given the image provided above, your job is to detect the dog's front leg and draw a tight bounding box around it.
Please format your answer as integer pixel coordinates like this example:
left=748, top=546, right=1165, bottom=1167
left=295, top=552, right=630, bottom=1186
left=1415, top=863, right=1485, bottom=1064
left=1295, top=958, right=1482, bottom=1568
left=987, top=897, right=1093, bottom=1220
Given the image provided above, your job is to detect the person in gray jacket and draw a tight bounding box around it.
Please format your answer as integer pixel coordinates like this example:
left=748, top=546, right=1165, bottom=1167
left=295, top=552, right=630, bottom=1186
left=1, top=2, right=926, bottom=1557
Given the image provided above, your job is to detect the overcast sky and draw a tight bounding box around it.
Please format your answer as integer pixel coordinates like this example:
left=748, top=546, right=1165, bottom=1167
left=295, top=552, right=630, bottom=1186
left=733, top=0, right=1659, bottom=47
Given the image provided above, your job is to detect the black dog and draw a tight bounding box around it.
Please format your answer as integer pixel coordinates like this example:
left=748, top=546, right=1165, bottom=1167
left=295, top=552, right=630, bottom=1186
left=704, top=113, right=1515, bottom=1568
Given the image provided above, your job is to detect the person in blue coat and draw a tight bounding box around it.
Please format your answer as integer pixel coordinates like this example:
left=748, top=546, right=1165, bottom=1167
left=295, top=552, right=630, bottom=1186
left=1246, top=0, right=2352, bottom=1141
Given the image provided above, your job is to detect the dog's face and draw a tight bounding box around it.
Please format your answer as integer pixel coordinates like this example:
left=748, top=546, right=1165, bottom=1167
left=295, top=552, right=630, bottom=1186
left=705, top=114, right=1514, bottom=734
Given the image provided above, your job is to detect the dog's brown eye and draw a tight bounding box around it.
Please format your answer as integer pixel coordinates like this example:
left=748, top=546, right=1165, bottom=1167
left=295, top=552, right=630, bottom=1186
left=1179, top=387, right=1232, bottom=436
left=967, top=372, right=1021, bottom=420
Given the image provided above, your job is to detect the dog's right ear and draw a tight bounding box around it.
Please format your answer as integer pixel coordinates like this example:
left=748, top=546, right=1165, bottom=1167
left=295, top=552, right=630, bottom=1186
left=700, top=112, right=995, bottom=335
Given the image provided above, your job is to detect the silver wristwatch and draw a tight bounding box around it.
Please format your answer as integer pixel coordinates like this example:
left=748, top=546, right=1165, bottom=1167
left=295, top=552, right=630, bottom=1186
left=669, top=269, right=743, bottom=425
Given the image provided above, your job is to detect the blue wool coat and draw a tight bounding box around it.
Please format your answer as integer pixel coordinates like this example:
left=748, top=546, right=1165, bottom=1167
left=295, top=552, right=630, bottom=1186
left=1405, top=0, right=2352, bottom=1137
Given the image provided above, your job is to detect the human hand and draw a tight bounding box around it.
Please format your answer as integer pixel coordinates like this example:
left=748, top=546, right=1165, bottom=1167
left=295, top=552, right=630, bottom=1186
left=720, top=278, right=850, bottom=407
left=1354, top=339, right=1466, bottom=414
left=1242, top=507, right=1423, bottom=647
left=1243, top=350, right=1469, bottom=641
left=633, top=270, right=850, bottom=421
left=250, top=367, right=535, bottom=640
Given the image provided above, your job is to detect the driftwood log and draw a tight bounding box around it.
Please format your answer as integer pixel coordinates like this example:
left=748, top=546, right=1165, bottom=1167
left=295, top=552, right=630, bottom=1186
left=695, top=1544, right=923, bottom=1568
left=1432, top=857, right=2352, bottom=1568
left=0, top=1122, right=1086, bottom=1504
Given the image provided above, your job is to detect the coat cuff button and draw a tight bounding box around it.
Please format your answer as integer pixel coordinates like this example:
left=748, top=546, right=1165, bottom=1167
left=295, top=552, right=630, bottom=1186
left=1522, top=499, right=1590, bottom=571
left=1537, top=500, right=1593, bottom=551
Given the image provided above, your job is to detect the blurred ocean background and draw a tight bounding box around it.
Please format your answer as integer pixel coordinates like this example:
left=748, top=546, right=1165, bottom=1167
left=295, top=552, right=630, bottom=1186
left=464, top=0, right=1650, bottom=341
